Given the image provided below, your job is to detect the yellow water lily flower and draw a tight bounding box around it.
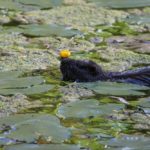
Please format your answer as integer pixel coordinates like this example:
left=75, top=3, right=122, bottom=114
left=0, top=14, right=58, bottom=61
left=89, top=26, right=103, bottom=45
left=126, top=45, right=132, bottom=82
left=60, top=49, right=71, bottom=58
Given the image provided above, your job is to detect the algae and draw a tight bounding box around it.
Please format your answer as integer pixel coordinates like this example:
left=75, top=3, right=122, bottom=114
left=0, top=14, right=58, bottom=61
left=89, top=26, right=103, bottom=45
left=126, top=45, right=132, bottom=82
left=0, top=0, right=150, bottom=150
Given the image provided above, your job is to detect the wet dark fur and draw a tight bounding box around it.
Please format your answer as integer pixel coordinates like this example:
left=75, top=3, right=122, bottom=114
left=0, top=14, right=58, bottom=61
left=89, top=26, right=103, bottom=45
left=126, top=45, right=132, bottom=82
left=60, top=58, right=150, bottom=86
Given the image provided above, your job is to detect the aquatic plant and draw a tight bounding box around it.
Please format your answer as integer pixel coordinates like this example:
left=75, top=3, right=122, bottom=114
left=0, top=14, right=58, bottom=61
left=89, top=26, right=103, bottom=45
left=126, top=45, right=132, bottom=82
left=0, top=71, right=54, bottom=95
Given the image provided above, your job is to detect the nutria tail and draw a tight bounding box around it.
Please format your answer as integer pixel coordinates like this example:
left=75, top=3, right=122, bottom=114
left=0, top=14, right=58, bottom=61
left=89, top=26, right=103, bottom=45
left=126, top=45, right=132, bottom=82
left=108, top=66, right=150, bottom=86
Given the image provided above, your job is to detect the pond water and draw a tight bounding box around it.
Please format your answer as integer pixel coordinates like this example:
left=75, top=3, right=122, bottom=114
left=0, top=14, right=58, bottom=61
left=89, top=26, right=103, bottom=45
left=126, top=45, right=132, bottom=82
left=0, top=69, right=149, bottom=150
left=0, top=0, right=150, bottom=150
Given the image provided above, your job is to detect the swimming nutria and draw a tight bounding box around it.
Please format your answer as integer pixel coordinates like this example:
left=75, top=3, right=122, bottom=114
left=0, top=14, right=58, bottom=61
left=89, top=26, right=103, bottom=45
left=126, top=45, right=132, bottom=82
left=60, top=50, right=150, bottom=86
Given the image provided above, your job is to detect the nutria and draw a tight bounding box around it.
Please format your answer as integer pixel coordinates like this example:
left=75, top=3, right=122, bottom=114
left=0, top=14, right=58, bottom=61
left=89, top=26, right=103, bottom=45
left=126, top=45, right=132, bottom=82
left=60, top=50, right=150, bottom=87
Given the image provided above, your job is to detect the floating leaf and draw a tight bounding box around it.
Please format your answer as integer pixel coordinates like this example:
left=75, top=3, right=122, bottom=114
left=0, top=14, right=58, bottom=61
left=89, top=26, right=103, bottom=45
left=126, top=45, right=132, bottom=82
left=137, top=97, right=150, bottom=114
left=87, top=0, right=150, bottom=9
left=101, top=135, right=150, bottom=150
left=138, top=97, right=150, bottom=108
left=79, top=81, right=149, bottom=96
left=0, top=0, right=20, bottom=11
left=4, top=144, right=81, bottom=150
left=1, top=26, right=24, bottom=34
left=57, top=99, right=124, bottom=119
left=0, top=0, right=40, bottom=11
left=15, top=0, right=63, bottom=9
left=19, top=24, right=81, bottom=37
left=1, top=24, right=81, bottom=37
left=0, top=114, right=71, bottom=143
left=0, top=84, right=53, bottom=95
left=0, top=76, right=44, bottom=88
left=125, top=15, right=150, bottom=25
left=0, top=71, right=54, bottom=95
left=0, top=71, right=22, bottom=80
left=0, top=0, right=63, bottom=11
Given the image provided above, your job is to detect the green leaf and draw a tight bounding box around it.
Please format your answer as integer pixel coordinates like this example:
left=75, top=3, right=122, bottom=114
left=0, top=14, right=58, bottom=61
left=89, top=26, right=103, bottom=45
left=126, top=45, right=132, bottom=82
left=1, top=24, right=81, bottom=38
left=15, top=0, right=63, bottom=9
left=78, top=81, right=149, bottom=96
left=137, top=97, right=150, bottom=114
left=19, top=24, right=81, bottom=37
left=101, top=135, right=150, bottom=150
left=0, top=76, right=44, bottom=88
left=0, top=71, right=22, bottom=80
left=0, top=84, right=53, bottom=95
left=0, top=71, right=54, bottom=95
left=138, top=97, right=150, bottom=108
left=4, top=144, right=80, bottom=150
left=57, top=99, right=124, bottom=119
left=125, top=15, right=150, bottom=25
left=0, top=114, right=71, bottom=143
left=87, top=0, right=150, bottom=9
left=0, top=0, right=20, bottom=11
left=0, top=0, right=63, bottom=11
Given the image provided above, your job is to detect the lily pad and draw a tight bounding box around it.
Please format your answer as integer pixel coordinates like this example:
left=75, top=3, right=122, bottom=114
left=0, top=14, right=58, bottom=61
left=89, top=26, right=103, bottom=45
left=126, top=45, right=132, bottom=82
left=87, top=0, right=150, bottom=9
left=101, top=135, right=150, bottom=150
left=125, top=15, right=150, bottom=25
left=137, top=97, right=150, bottom=114
left=0, top=0, right=20, bottom=11
left=78, top=81, right=149, bottom=96
left=4, top=144, right=81, bottom=150
left=19, top=24, right=81, bottom=37
left=15, top=0, right=63, bottom=9
left=138, top=97, right=150, bottom=108
left=0, top=71, right=22, bottom=80
left=0, top=76, right=44, bottom=88
left=1, top=26, right=24, bottom=34
left=0, top=0, right=40, bottom=11
left=0, top=114, right=71, bottom=143
left=0, top=84, right=53, bottom=95
left=0, top=0, right=63, bottom=11
left=57, top=99, right=124, bottom=119
left=0, top=71, right=54, bottom=95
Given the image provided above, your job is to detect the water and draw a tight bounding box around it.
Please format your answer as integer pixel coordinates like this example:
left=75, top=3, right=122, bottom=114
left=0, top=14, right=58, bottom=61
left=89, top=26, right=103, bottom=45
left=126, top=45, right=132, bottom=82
left=0, top=0, right=150, bottom=150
